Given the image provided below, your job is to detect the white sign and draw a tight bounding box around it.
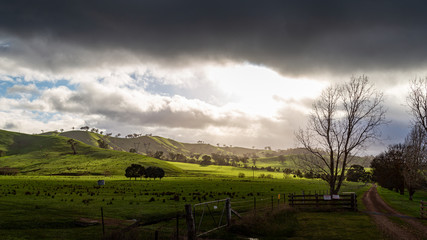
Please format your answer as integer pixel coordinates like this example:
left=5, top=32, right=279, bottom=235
left=323, top=195, right=331, bottom=200
left=213, top=205, right=218, bottom=209
left=332, top=194, right=340, bottom=199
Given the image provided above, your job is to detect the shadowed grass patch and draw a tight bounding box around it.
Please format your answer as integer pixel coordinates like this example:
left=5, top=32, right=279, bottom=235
left=208, top=207, right=298, bottom=239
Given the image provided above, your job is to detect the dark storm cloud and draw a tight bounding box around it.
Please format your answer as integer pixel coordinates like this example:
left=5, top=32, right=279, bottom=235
left=2, top=0, right=427, bottom=75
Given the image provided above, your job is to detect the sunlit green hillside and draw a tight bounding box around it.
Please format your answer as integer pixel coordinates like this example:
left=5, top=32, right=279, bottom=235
left=0, top=129, right=182, bottom=176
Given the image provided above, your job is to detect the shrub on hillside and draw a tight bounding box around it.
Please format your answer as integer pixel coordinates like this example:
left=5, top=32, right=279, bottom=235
left=238, top=173, right=245, bottom=178
left=145, top=166, right=165, bottom=180
left=200, top=155, right=212, bottom=166
left=0, top=167, right=19, bottom=176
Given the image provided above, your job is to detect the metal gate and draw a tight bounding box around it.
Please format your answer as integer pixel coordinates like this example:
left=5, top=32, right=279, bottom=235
left=192, top=198, right=230, bottom=237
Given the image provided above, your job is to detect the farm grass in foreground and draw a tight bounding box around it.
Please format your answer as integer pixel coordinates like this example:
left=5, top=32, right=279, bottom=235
left=0, top=175, right=369, bottom=239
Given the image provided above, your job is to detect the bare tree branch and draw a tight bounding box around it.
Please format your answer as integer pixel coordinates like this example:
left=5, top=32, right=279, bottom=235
left=295, top=76, right=386, bottom=194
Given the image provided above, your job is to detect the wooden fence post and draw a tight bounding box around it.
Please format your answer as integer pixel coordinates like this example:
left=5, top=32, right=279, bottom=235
left=254, top=197, right=256, bottom=216
left=176, top=212, right=179, bottom=240
left=355, top=193, right=358, bottom=211
left=350, top=193, right=357, bottom=211
left=226, top=198, right=231, bottom=227
left=289, top=193, right=294, bottom=207
left=315, top=193, right=319, bottom=208
left=271, top=196, right=273, bottom=210
left=302, top=191, right=305, bottom=204
left=421, top=201, right=425, bottom=219
left=284, top=192, right=286, bottom=205
left=101, top=207, right=105, bottom=236
left=185, top=204, right=196, bottom=240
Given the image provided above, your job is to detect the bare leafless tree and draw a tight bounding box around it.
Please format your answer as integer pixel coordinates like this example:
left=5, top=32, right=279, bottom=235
left=408, top=78, right=427, bottom=133
left=403, top=124, right=427, bottom=200
left=296, top=76, right=386, bottom=194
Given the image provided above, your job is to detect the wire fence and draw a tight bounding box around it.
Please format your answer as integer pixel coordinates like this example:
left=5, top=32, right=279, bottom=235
left=99, top=193, right=286, bottom=239
left=3, top=189, right=357, bottom=239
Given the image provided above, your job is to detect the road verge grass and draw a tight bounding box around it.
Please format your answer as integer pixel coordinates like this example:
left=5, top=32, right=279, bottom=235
left=377, top=186, right=427, bottom=218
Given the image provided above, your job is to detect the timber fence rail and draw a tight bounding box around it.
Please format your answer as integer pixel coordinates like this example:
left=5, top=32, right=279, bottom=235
left=421, top=200, right=427, bottom=219
left=288, top=193, right=357, bottom=211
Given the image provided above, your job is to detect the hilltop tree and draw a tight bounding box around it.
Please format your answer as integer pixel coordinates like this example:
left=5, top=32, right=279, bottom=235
left=80, top=126, right=89, bottom=131
left=67, top=139, right=77, bottom=155
left=296, top=76, right=386, bottom=194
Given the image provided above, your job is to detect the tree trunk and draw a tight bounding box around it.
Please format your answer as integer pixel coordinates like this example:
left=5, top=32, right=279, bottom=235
left=408, top=188, right=415, bottom=201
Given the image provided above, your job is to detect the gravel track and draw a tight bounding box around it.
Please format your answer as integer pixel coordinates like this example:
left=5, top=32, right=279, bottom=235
left=362, top=185, right=427, bottom=240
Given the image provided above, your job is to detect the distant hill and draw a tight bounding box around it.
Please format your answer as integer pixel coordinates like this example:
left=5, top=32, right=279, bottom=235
left=0, top=129, right=183, bottom=176
left=2, top=129, right=372, bottom=176
left=43, top=130, right=263, bottom=157
left=40, top=130, right=373, bottom=168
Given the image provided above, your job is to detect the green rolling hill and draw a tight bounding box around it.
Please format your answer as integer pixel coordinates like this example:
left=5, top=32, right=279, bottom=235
left=45, top=130, right=263, bottom=157
left=0, top=129, right=182, bottom=176
left=0, top=129, right=372, bottom=176
left=44, top=130, right=373, bottom=168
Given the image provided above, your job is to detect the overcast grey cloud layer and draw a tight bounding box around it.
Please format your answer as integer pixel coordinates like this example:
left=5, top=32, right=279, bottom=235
left=2, top=0, right=427, bottom=75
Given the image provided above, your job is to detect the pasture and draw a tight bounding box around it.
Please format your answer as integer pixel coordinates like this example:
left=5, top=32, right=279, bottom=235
left=0, top=175, right=369, bottom=239
left=377, top=186, right=427, bottom=218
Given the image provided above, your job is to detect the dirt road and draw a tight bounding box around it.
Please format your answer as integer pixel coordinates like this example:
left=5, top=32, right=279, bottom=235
left=363, top=185, right=427, bottom=239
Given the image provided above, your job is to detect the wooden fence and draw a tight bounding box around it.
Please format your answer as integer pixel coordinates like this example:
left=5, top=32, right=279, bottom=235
left=421, top=200, right=427, bottom=219
left=288, top=193, right=357, bottom=211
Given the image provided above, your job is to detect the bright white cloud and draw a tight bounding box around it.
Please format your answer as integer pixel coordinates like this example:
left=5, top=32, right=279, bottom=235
left=0, top=61, right=418, bottom=153
left=205, top=63, right=327, bottom=117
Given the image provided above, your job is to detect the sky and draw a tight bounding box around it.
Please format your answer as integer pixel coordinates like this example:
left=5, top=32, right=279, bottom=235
left=0, top=0, right=426, bottom=154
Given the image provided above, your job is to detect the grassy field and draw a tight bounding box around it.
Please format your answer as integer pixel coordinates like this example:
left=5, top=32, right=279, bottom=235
left=0, top=129, right=391, bottom=239
left=256, top=155, right=299, bottom=169
left=0, top=175, right=372, bottom=239
left=168, top=161, right=288, bottom=178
